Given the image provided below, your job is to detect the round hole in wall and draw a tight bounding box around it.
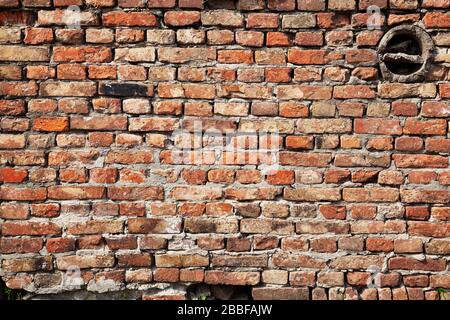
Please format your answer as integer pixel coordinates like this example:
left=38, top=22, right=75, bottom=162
left=378, top=25, right=435, bottom=82
left=384, top=33, right=422, bottom=75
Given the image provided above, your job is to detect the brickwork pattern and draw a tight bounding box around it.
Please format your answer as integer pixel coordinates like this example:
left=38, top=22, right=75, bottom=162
left=0, top=0, right=449, bottom=300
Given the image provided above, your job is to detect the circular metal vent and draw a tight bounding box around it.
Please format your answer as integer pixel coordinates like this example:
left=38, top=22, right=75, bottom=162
left=378, top=25, right=434, bottom=82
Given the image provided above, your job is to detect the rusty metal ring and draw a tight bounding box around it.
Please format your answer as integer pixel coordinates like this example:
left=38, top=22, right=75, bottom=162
left=378, top=25, right=435, bottom=82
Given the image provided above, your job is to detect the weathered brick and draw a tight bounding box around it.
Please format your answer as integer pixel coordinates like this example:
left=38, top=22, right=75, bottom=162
left=158, top=47, right=216, bottom=64
left=247, top=13, right=279, bottom=28
left=0, top=28, right=20, bottom=44
left=288, top=49, right=326, bottom=65
left=354, top=119, right=402, bottom=135
left=108, top=186, right=163, bottom=200
left=0, top=100, right=25, bottom=115
left=253, top=288, right=309, bottom=300
left=38, top=9, right=98, bottom=26
left=297, top=119, right=351, bottom=133
left=33, top=117, right=69, bottom=132
left=205, top=271, right=260, bottom=285
left=2, top=257, right=53, bottom=273
left=2, top=221, right=60, bottom=235
left=70, top=115, right=127, bottom=131
left=393, top=154, right=448, bottom=168
left=164, top=11, right=200, bottom=26
left=401, top=189, right=450, bottom=204
left=0, top=238, right=43, bottom=254
left=56, top=255, right=115, bottom=270
left=343, top=188, right=399, bottom=202
left=40, top=81, right=96, bottom=96
left=201, top=10, right=244, bottom=27
left=1, top=2, right=449, bottom=300
left=102, top=11, right=157, bottom=26
left=389, top=257, right=445, bottom=271
left=115, top=47, right=155, bottom=62
left=0, top=81, right=38, bottom=96
left=128, top=218, right=182, bottom=234
left=378, top=83, right=436, bottom=98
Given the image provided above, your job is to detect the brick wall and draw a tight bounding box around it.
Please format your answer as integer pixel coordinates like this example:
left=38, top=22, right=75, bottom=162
left=0, top=0, right=449, bottom=300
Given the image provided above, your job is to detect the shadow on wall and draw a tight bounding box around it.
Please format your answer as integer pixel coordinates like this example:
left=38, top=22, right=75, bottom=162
left=187, top=284, right=252, bottom=300
left=0, top=278, right=24, bottom=300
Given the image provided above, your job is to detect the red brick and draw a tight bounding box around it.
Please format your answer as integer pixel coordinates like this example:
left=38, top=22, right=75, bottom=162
left=31, top=203, right=60, bottom=217
left=367, top=238, right=394, bottom=252
left=148, top=0, right=176, bottom=7
left=0, top=100, right=26, bottom=115
left=118, top=253, right=151, bottom=267
left=0, top=11, right=35, bottom=25
left=403, top=119, right=447, bottom=135
left=90, top=168, right=117, bottom=183
left=267, top=170, right=295, bottom=185
left=408, top=171, right=436, bottom=184
left=421, top=101, right=450, bottom=117
left=46, top=238, right=75, bottom=253
left=395, top=137, right=423, bottom=151
left=0, top=167, right=27, bottom=183
left=392, top=100, right=418, bottom=116
left=247, top=13, right=279, bottom=28
left=1, top=186, right=47, bottom=201
left=33, top=117, right=68, bottom=132
left=354, top=119, right=401, bottom=135
left=2, top=221, right=61, bottom=236
left=154, top=268, right=179, bottom=282
left=317, top=13, right=350, bottom=28
left=236, top=31, right=264, bottom=47
left=179, top=0, right=203, bottom=8
left=389, top=257, right=445, bottom=271
left=53, top=46, right=112, bottom=63
left=393, top=154, right=448, bottom=168
left=24, top=27, right=53, bottom=44
left=218, top=50, right=253, bottom=64
left=334, top=85, right=376, bottom=99
left=295, top=32, right=323, bottom=46
left=267, top=32, right=292, bottom=46
left=205, top=271, right=260, bottom=285
left=67, top=220, right=123, bottom=235
left=0, top=238, right=43, bottom=254
left=423, top=12, right=450, bottom=28
left=164, top=11, right=200, bottom=26
left=2, top=256, right=53, bottom=273
left=288, top=49, right=326, bottom=65
left=349, top=205, right=376, bottom=220
left=1, top=2, right=449, bottom=299
left=0, top=81, right=38, bottom=96
left=103, top=11, right=157, bottom=26
left=345, top=49, right=377, bottom=63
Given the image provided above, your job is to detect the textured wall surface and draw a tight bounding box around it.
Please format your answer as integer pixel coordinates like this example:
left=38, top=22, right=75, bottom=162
left=0, top=0, right=449, bottom=300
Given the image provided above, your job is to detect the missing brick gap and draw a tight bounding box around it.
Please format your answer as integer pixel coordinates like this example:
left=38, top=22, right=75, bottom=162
left=0, top=278, right=25, bottom=300
left=187, top=284, right=252, bottom=300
